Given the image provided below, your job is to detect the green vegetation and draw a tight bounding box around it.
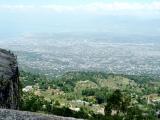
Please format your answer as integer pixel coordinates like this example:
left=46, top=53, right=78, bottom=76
left=20, top=92, right=90, bottom=119
left=20, top=71, right=160, bottom=119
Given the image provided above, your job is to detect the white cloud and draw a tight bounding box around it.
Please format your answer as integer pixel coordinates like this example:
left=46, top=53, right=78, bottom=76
left=0, top=5, right=35, bottom=11
left=0, top=2, right=160, bottom=14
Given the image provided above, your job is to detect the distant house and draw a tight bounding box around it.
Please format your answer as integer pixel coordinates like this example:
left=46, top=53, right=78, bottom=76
left=70, top=107, right=80, bottom=112
left=71, top=100, right=89, bottom=105
left=50, top=89, right=64, bottom=95
left=144, top=94, right=160, bottom=105
left=22, top=86, right=33, bottom=92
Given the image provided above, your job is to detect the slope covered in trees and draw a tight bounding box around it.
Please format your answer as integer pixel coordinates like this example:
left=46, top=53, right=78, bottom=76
left=20, top=71, right=160, bottom=119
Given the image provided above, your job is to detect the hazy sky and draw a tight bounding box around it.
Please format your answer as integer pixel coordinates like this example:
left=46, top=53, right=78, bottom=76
left=0, top=0, right=159, bottom=4
left=0, top=0, right=160, bottom=37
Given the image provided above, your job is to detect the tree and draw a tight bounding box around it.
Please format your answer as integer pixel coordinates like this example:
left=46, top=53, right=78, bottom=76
left=55, top=100, right=60, bottom=106
left=105, top=90, right=122, bottom=115
left=105, top=90, right=131, bottom=116
left=125, top=106, right=144, bottom=120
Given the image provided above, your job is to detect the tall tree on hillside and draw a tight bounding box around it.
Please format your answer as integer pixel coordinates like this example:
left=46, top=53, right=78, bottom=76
left=105, top=89, right=131, bottom=116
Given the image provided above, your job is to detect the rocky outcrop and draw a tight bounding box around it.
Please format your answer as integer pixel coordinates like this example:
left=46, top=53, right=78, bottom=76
left=0, top=109, right=81, bottom=120
left=0, top=48, right=20, bottom=109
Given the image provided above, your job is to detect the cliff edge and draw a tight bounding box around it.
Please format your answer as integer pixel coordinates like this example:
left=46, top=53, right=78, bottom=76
left=0, top=48, right=20, bottom=109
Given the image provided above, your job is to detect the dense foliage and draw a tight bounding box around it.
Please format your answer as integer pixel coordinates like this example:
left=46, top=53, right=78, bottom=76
left=20, top=71, right=160, bottom=119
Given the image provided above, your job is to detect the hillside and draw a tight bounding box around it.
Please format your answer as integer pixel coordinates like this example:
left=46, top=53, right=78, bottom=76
left=20, top=71, right=160, bottom=119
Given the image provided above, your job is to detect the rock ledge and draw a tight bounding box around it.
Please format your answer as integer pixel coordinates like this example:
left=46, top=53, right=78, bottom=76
left=0, top=109, right=81, bottom=120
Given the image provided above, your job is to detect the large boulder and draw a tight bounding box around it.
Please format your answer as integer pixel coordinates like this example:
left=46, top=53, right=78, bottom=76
left=0, top=48, right=20, bottom=109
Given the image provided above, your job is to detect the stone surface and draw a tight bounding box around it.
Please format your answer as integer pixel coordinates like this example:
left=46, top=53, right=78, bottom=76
left=0, top=109, right=81, bottom=120
left=0, top=48, right=20, bottom=109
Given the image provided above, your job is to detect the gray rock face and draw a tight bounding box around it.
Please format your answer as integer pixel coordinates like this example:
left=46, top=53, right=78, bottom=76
left=0, top=48, right=20, bottom=109
left=0, top=109, right=81, bottom=120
